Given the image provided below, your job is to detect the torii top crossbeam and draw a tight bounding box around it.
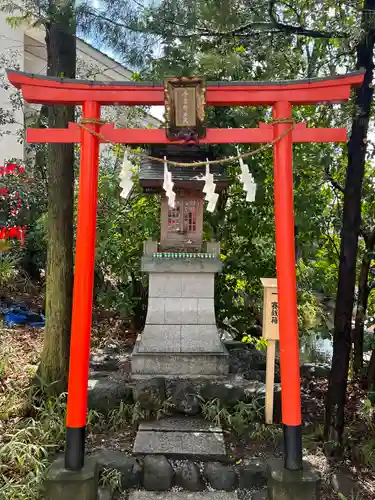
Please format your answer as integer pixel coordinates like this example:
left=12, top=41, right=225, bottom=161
left=8, top=70, right=363, bottom=105
left=6, top=69, right=364, bottom=476
left=8, top=70, right=364, bottom=145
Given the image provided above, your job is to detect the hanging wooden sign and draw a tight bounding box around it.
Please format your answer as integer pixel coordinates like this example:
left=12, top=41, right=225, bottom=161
left=164, top=77, right=206, bottom=141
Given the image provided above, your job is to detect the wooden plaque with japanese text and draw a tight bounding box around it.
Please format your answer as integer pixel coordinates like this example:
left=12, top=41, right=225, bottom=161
left=261, top=278, right=279, bottom=341
left=164, top=77, right=206, bottom=140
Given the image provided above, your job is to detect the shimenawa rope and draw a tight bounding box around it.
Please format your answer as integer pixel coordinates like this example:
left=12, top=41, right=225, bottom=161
left=77, top=117, right=294, bottom=168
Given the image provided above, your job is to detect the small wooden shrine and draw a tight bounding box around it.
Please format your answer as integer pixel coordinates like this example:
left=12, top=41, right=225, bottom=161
left=139, top=144, right=229, bottom=251
left=131, top=144, right=230, bottom=379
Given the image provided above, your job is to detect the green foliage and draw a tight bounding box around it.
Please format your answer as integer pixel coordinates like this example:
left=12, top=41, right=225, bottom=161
left=94, top=152, right=159, bottom=317
left=107, top=400, right=134, bottom=431
left=0, top=391, right=66, bottom=499
left=99, top=468, right=122, bottom=495
left=359, top=438, right=375, bottom=470
left=0, top=357, right=8, bottom=378
left=0, top=248, right=19, bottom=288
left=297, top=288, right=326, bottom=335
left=199, top=397, right=233, bottom=428
left=351, top=399, right=375, bottom=470
left=241, top=335, right=267, bottom=351
left=198, top=395, right=281, bottom=439
left=0, top=389, right=134, bottom=500
left=6, top=14, right=35, bottom=29
left=302, top=423, right=325, bottom=450
left=338, top=494, right=359, bottom=500
left=368, top=391, right=375, bottom=406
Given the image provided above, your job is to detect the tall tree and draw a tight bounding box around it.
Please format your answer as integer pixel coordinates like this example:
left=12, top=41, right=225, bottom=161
left=324, top=1, right=375, bottom=445
left=38, top=0, right=76, bottom=391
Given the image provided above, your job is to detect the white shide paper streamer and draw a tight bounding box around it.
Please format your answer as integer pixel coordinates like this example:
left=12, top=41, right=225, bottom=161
left=119, top=149, right=134, bottom=200
left=163, top=156, right=176, bottom=208
left=238, top=148, right=257, bottom=202
left=203, top=159, right=218, bottom=213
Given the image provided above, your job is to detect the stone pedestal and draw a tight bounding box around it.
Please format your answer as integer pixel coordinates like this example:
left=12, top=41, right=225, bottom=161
left=267, top=459, right=320, bottom=500
left=131, top=255, right=229, bottom=378
left=44, top=455, right=98, bottom=500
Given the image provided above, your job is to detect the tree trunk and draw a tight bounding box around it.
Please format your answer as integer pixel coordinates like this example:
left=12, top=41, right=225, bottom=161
left=324, top=1, right=375, bottom=445
left=38, top=0, right=76, bottom=392
left=353, top=231, right=375, bottom=378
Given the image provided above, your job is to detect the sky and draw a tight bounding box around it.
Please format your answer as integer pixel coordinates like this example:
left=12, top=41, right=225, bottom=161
left=151, top=106, right=165, bottom=121
left=90, top=0, right=164, bottom=121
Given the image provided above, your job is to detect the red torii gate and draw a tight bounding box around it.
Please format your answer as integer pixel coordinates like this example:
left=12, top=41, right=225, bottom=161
left=7, top=70, right=364, bottom=473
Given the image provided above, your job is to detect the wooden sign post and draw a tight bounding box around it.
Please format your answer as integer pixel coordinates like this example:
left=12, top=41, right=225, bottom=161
left=261, top=278, right=279, bottom=424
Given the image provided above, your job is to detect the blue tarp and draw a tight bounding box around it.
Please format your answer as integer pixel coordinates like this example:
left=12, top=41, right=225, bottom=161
left=0, top=303, right=45, bottom=327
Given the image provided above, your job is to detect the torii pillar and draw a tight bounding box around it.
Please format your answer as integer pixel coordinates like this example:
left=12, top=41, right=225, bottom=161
left=7, top=70, right=364, bottom=492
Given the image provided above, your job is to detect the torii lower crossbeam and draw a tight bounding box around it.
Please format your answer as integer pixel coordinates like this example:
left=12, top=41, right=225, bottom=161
left=26, top=123, right=347, bottom=144
left=6, top=69, right=364, bottom=475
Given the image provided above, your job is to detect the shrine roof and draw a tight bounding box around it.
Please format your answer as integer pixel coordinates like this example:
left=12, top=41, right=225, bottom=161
left=139, top=161, right=227, bottom=183
left=139, top=145, right=229, bottom=186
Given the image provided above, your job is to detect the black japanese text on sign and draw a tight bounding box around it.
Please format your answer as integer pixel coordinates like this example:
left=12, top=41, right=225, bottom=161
left=271, top=301, right=278, bottom=324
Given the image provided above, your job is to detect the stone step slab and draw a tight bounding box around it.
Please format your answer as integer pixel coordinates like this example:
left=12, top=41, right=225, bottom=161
left=133, top=430, right=227, bottom=461
left=129, top=492, right=239, bottom=500
left=138, top=417, right=221, bottom=433
left=128, top=492, right=266, bottom=500
left=134, top=417, right=227, bottom=461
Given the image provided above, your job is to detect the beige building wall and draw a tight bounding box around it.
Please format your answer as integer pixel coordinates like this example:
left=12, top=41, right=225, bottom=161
left=0, top=15, right=161, bottom=165
left=0, top=15, right=25, bottom=164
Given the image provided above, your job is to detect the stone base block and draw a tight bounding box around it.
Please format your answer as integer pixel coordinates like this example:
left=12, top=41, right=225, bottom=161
left=267, top=459, right=320, bottom=500
left=136, top=324, right=226, bottom=353
left=44, top=455, right=98, bottom=500
left=131, top=325, right=229, bottom=378
left=98, top=488, right=112, bottom=500
left=131, top=345, right=229, bottom=378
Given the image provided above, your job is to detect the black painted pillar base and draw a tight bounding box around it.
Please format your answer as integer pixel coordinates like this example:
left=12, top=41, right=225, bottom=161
left=44, top=454, right=98, bottom=500
left=283, top=424, right=303, bottom=471
left=65, top=426, right=86, bottom=471
left=267, top=458, right=321, bottom=500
